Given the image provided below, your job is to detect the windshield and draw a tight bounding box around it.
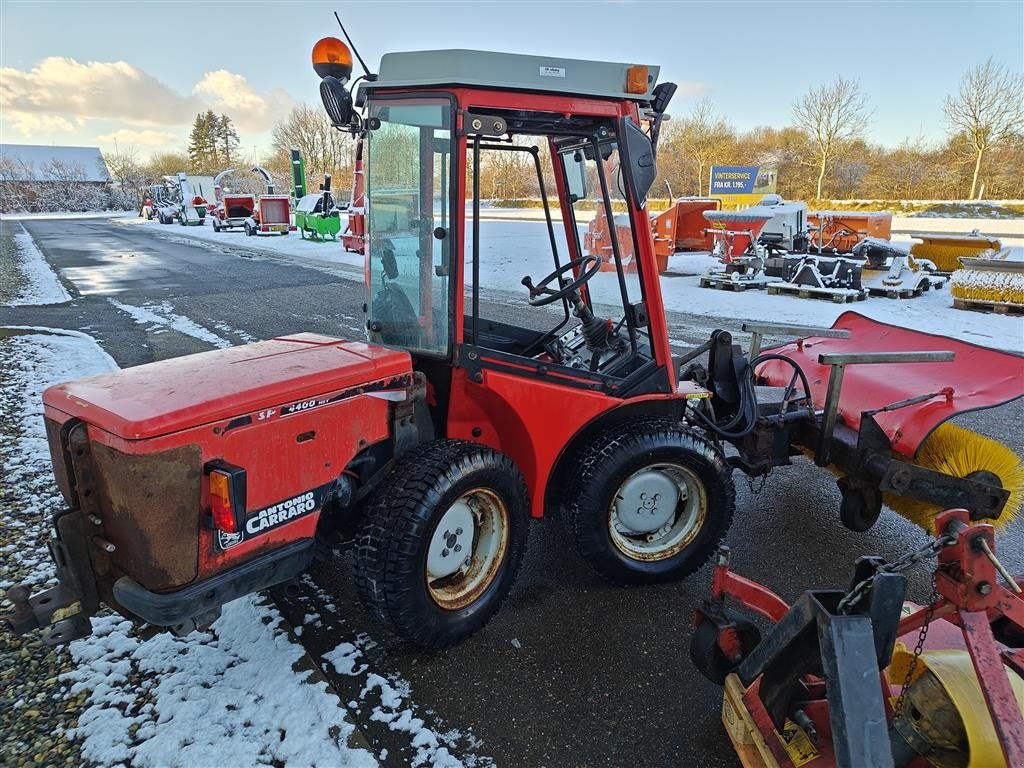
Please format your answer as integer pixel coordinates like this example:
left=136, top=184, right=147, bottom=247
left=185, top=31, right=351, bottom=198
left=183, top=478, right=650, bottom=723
left=365, top=98, right=453, bottom=356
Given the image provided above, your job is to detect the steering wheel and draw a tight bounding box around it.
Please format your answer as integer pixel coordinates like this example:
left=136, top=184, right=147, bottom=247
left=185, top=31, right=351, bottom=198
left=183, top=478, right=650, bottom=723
left=522, top=255, right=602, bottom=307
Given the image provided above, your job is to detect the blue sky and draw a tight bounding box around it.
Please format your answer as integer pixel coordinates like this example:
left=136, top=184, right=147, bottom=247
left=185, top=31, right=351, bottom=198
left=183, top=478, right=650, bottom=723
left=2, top=0, right=1021, bottom=159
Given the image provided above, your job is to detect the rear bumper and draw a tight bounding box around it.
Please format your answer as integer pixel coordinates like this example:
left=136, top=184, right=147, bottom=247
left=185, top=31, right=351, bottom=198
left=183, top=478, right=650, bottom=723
left=2, top=509, right=314, bottom=645
left=113, top=539, right=313, bottom=629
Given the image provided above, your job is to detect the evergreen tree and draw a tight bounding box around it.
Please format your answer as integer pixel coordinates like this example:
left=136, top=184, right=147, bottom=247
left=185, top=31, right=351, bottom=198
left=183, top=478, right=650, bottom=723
left=217, top=114, right=241, bottom=166
left=186, top=111, right=224, bottom=172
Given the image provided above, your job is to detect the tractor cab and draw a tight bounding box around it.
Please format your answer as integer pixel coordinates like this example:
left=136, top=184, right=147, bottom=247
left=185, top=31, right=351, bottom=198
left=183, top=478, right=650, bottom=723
left=349, top=49, right=679, bottom=400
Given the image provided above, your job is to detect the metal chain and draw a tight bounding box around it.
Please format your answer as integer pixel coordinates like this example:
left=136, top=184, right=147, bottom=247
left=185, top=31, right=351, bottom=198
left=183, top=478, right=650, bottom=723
left=747, top=466, right=771, bottom=495
left=891, top=572, right=939, bottom=720
left=837, top=531, right=956, bottom=615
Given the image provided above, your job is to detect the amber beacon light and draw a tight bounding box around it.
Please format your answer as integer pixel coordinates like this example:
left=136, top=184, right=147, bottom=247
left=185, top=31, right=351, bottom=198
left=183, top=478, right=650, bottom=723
left=312, top=37, right=354, bottom=82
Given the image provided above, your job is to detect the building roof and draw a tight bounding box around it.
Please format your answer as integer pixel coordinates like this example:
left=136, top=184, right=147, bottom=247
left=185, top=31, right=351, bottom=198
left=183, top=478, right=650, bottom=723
left=367, top=49, right=660, bottom=102
left=0, top=144, right=111, bottom=183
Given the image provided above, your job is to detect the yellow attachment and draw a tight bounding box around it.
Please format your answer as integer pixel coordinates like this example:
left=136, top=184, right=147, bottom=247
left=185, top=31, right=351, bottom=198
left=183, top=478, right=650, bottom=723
left=951, top=266, right=1024, bottom=306
left=888, top=646, right=1024, bottom=768
left=883, top=423, right=1024, bottom=532
left=911, top=235, right=1001, bottom=272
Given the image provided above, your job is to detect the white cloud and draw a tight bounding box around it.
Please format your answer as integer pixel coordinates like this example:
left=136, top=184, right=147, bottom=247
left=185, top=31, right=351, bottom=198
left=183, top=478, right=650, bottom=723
left=193, top=70, right=296, bottom=132
left=0, top=56, right=204, bottom=126
left=96, top=128, right=178, bottom=147
left=7, top=111, right=81, bottom=135
left=0, top=57, right=297, bottom=142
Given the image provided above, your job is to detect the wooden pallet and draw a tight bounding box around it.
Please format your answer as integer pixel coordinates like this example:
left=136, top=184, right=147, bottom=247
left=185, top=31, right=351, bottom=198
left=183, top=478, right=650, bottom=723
left=953, top=298, right=1024, bottom=315
left=766, top=283, right=867, bottom=303
left=700, top=276, right=767, bottom=292
left=864, top=278, right=947, bottom=299
left=865, top=286, right=924, bottom=299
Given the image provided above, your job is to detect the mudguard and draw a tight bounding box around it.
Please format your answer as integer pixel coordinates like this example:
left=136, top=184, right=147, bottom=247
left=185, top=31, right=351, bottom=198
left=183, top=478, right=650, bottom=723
left=756, top=312, right=1023, bottom=458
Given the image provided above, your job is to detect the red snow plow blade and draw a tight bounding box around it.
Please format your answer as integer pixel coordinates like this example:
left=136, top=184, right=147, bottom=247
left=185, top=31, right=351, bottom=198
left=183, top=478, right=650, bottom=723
left=756, top=311, right=1023, bottom=458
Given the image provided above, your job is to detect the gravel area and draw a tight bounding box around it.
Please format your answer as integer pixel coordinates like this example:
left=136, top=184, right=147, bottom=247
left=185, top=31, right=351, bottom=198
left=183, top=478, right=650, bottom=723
left=0, top=333, right=86, bottom=768
left=0, top=222, right=26, bottom=304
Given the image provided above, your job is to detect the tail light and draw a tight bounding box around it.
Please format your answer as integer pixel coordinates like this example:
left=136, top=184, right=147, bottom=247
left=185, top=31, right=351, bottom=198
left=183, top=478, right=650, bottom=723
left=205, top=462, right=247, bottom=533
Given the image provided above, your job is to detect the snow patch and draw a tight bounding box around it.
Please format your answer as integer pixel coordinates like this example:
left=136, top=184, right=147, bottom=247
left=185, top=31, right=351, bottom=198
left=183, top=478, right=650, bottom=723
left=323, top=642, right=368, bottom=676
left=64, top=599, right=377, bottom=768
left=7, top=224, right=72, bottom=305
left=107, top=298, right=233, bottom=348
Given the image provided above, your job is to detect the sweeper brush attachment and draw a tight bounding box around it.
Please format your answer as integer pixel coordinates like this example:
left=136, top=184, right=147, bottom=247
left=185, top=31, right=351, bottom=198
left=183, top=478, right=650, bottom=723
left=882, top=422, right=1024, bottom=531
left=754, top=312, right=1023, bottom=532
left=951, top=254, right=1024, bottom=309
left=910, top=231, right=1002, bottom=272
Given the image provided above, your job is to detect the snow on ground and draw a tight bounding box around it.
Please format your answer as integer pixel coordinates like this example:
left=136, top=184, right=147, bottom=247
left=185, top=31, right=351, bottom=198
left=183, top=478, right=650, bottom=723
left=321, top=632, right=475, bottom=768
left=121, top=215, right=1024, bottom=353
left=8, top=224, right=72, bottom=305
left=117, top=216, right=365, bottom=273
left=65, top=600, right=376, bottom=768
left=0, top=211, right=136, bottom=221
left=107, top=298, right=234, bottom=348
left=0, top=327, right=378, bottom=767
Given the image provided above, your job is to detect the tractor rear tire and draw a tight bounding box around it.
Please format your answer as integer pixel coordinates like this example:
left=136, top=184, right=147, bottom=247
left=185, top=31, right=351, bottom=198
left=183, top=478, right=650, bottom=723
left=354, top=440, right=529, bottom=649
left=565, top=417, right=735, bottom=585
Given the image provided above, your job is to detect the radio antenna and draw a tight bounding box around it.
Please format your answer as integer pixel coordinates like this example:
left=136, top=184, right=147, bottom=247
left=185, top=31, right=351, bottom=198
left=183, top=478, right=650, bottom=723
left=334, top=11, right=375, bottom=80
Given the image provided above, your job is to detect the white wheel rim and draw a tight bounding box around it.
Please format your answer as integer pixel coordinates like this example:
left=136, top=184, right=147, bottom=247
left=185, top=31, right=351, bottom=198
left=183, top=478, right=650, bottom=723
left=426, top=488, right=509, bottom=610
left=608, top=463, right=706, bottom=561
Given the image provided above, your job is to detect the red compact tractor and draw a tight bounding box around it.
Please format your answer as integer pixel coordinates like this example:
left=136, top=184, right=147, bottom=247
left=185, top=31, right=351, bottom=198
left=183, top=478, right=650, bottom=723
left=4, top=37, right=1021, bottom=651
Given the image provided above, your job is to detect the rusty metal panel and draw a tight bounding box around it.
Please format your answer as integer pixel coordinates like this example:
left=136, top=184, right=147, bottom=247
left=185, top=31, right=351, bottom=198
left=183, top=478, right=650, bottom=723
left=44, top=417, right=74, bottom=506
left=88, top=441, right=202, bottom=591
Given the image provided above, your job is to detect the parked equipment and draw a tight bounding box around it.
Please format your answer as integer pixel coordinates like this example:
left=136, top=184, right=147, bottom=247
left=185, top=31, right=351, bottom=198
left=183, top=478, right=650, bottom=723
left=755, top=195, right=809, bottom=254
left=807, top=209, right=892, bottom=253
left=585, top=196, right=719, bottom=272
left=911, top=230, right=1003, bottom=273
left=4, top=38, right=1021, bottom=655
left=699, top=208, right=774, bottom=290
left=291, top=149, right=343, bottom=241
left=208, top=169, right=257, bottom=232
left=850, top=237, right=947, bottom=298
left=342, top=139, right=366, bottom=253
left=245, top=166, right=295, bottom=236
left=951, top=251, right=1024, bottom=313
left=692, top=507, right=1024, bottom=768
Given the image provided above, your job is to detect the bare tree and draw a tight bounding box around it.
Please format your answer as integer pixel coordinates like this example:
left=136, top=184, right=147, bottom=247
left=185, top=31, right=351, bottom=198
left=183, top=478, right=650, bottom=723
left=944, top=57, right=1024, bottom=199
left=792, top=76, right=870, bottom=199
left=677, top=99, right=733, bottom=195
left=104, top=146, right=147, bottom=209
left=271, top=104, right=355, bottom=194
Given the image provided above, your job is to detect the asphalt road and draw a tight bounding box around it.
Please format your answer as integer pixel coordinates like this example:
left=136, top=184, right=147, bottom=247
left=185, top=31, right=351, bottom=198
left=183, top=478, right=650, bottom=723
left=3, top=216, right=1021, bottom=768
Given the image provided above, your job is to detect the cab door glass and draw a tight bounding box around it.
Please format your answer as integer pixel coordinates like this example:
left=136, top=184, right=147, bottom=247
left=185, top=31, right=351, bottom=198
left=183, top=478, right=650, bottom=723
left=366, top=100, right=452, bottom=355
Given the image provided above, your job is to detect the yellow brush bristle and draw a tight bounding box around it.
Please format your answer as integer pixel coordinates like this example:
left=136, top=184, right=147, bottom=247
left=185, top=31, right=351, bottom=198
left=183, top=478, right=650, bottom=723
left=951, top=267, right=1024, bottom=306
left=883, top=423, right=1024, bottom=532
left=910, top=242, right=998, bottom=272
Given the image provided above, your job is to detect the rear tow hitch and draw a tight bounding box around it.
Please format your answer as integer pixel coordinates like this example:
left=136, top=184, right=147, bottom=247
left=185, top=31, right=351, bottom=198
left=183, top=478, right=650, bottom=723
left=2, top=582, right=91, bottom=646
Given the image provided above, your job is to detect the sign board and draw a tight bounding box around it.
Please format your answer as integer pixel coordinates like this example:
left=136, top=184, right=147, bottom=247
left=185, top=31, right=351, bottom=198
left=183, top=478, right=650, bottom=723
left=709, top=165, right=777, bottom=209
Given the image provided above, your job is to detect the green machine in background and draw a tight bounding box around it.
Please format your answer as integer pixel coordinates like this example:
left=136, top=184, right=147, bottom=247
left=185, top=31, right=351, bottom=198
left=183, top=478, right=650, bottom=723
left=291, top=148, right=343, bottom=242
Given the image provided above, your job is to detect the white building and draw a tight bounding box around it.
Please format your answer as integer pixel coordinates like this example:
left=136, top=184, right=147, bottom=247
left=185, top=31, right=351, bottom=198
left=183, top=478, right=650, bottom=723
left=0, top=144, right=112, bottom=212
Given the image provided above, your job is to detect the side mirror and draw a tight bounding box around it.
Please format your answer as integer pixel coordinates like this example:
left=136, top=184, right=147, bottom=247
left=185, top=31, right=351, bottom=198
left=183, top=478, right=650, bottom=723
left=618, top=117, right=656, bottom=208
left=651, top=82, right=677, bottom=115
left=320, top=76, right=354, bottom=129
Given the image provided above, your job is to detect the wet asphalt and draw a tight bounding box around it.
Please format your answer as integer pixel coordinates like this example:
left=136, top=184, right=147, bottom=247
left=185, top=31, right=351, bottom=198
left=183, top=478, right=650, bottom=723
left=2, top=216, right=1021, bottom=768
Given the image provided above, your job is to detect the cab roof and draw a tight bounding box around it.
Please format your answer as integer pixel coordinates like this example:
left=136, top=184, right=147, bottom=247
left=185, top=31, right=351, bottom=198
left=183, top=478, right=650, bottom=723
left=365, top=49, right=660, bottom=102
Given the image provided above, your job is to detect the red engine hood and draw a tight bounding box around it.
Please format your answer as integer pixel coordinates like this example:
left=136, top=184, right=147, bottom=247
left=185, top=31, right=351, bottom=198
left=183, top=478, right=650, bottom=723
left=43, top=334, right=412, bottom=440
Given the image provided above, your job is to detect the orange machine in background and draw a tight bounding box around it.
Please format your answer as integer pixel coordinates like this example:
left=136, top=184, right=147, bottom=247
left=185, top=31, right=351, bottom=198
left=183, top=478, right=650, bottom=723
left=808, top=210, right=892, bottom=252
left=585, top=198, right=721, bottom=273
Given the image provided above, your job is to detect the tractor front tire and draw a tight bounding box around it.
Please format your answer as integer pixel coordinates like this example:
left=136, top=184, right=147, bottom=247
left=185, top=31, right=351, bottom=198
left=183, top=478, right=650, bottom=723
left=354, top=440, right=529, bottom=649
left=565, top=418, right=735, bottom=585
